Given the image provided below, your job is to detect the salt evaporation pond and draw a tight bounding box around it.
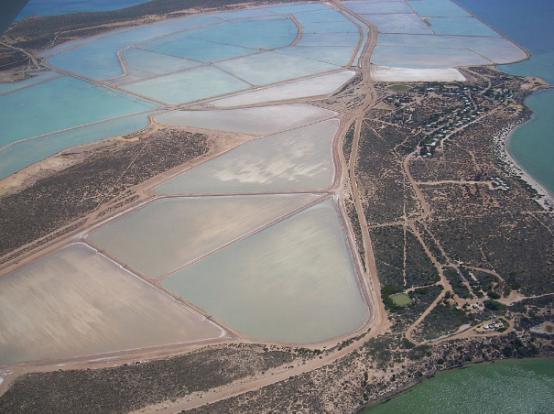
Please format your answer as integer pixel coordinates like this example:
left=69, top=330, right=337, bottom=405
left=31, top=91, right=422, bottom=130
left=121, top=65, right=250, bottom=105
left=0, top=113, right=149, bottom=180
left=210, top=70, right=355, bottom=108
left=1, top=2, right=363, bottom=177
left=163, top=200, right=369, bottom=344
left=0, top=243, right=222, bottom=366
left=155, top=104, right=335, bottom=135
left=88, top=194, right=320, bottom=278
left=156, top=119, right=338, bottom=195
left=354, top=0, right=526, bottom=81
left=0, top=76, right=155, bottom=148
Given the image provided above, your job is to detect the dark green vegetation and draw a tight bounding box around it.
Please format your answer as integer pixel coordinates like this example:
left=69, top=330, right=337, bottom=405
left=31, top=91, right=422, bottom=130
left=342, top=122, right=355, bottom=163
left=387, top=84, right=411, bottom=93
left=389, top=286, right=443, bottom=331
left=361, top=71, right=553, bottom=322
left=0, top=128, right=208, bottom=259
left=443, top=267, right=472, bottom=299
left=415, top=303, right=472, bottom=341
left=357, top=124, right=417, bottom=224
left=370, top=226, right=438, bottom=290
left=0, top=345, right=296, bottom=414
left=185, top=333, right=548, bottom=414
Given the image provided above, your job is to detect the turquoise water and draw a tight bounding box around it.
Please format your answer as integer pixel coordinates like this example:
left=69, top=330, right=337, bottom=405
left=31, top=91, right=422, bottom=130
left=121, top=66, right=249, bottom=104
left=458, top=0, right=554, bottom=195
left=0, top=113, right=149, bottom=179
left=144, top=36, right=252, bottom=62
left=0, top=71, right=60, bottom=94
left=182, top=17, right=297, bottom=50
left=378, top=34, right=525, bottom=65
left=409, top=0, right=470, bottom=17
left=47, top=14, right=223, bottom=80
left=123, top=48, right=200, bottom=79
left=343, top=1, right=412, bottom=15
left=366, top=14, right=433, bottom=35
left=17, top=0, right=151, bottom=20
left=1, top=2, right=365, bottom=177
left=364, top=358, right=554, bottom=414
left=428, top=16, right=499, bottom=37
left=0, top=76, right=155, bottom=147
left=508, top=91, right=554, bottom=194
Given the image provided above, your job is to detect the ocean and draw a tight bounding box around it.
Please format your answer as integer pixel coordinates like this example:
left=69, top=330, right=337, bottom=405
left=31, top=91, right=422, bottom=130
left=364, top=358, right=554, bottom=414
left=458, top=0, right=554, bottom=196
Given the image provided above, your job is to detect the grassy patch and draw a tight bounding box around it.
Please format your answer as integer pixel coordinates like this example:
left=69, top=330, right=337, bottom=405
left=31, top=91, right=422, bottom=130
left=390, top=293, right=411, bottom=307
left=388, top=84, right=411, bottom=93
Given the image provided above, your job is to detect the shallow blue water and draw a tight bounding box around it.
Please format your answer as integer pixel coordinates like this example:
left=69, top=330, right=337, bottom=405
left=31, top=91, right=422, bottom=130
left=457, top=0, right=554, bottom=195
left=0, top=113, right=150, bottom=179
left=0, top=76, right=155, bottom=147
left=2, top=2, right=360, bottom=177
left=17, top=0, right=151, bottom=20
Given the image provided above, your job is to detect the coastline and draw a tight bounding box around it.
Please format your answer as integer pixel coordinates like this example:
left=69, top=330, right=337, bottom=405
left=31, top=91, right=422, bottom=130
left=359, top=355, right=554, bottom=413
left=494, top=95, right=554, bottom=213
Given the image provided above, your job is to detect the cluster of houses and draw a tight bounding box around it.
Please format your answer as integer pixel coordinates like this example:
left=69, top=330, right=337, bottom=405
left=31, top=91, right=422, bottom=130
left=490, top=175, right=510, bottom=191
left=417, top=85, right=484, bottom=157
left=482, top=319, right=505, bottom=331
left=385, top=82, right=515, bottom=159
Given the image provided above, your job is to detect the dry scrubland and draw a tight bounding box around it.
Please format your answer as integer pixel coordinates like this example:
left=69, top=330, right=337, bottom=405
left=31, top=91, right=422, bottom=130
left=0, top=128, right=209, bottom=260
left=1, top=67, right=552, bottom=414
left=0, top=0, right=553, bottom=410
left=0, top=344, right=302, bottom=414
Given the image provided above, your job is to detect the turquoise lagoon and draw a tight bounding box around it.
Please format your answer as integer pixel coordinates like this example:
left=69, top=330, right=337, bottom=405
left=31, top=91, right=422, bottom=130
left=365, top=358, right=554, bottom=414
left=1, top=2, right=361, bottom=178
left=0, top=76, right=154, bottom=148
left=0, top=71, right=60, bottom=95
left=0, top=75, right=154, bottom=178
left=45, top=14, right=225, bottom=80
left=0, top=114, right=149, bottom=179
left=458, top=0, right=554, bottom=194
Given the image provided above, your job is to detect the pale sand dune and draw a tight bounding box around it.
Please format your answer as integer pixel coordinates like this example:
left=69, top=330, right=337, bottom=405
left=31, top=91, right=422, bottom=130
left=0, top=244, right=223, bottom=366
left=371, top=65, right=466, bottom=82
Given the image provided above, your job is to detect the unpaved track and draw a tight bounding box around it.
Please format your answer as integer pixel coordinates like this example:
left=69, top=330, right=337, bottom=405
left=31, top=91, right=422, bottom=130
left=0, top=2, right=390, bottom=409
left=134, top=3, right=391, bottom=412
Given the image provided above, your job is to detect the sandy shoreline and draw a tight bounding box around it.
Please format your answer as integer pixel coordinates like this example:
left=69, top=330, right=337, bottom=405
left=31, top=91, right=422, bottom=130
left=494, top=115, right=554, bottom=212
